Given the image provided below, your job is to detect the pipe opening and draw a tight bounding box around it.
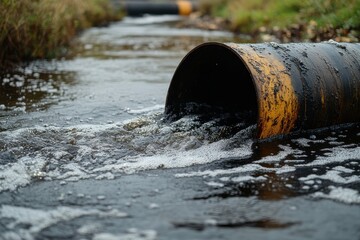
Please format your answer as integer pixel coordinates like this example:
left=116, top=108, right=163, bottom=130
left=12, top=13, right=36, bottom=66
left=165, top=43, right=258, bottom=124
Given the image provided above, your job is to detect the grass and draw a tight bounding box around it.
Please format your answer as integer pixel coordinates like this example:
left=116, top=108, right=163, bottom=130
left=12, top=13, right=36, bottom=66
left=0, top=0, right=123, bottom=67
left=199, top=0, right=360, bottom=41
left=1, top=0, right=358, bottom=66
left=305, top=0, right=360, bottom=28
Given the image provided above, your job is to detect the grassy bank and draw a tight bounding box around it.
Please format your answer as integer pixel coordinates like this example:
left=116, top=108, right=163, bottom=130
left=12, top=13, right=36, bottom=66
left=199, top=0, right=360, bottom=42
left=0, top=0, right=123, bottom=67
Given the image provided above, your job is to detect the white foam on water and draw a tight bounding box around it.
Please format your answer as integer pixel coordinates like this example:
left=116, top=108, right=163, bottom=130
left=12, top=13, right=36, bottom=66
left=175, top=163, right=296, bottom=180
left=275, top=166, right=296, bottom=174
left=174, top=129, right=359, bottom=204
left=297, top=154, right=359, bottom=186
left=0, top=111, right=257, bottom=192
left=0, top=123, right=113, bottom=140
left=0, top=205, right=128, bottom=239
left=0, top=120, right=131, bottom=191
left=312, top=186, right=360, bottom=204
left=332, top=166, right=355, bottom=173
left=93, top=229, right=157, bottom=240
left=91, top=138, right=253, bottom=174
left=299, top=170, right=359, bottom=184
left=175, top=164, right=264, bottom=178
left=296, top=145, right=360, bottom=167
left=1, top=103, right=359, bottom=206
left=126, top=105, right=164, bottom=114
left=292, top=138, right=325, bottom=147
left=0, top=156, right=46, bottom=192
left=0, top=161, right=31, bottom=192
left=53, top=162, right=96, bottom=182
left=205, top=181, right=225, bottom=187
left=175, top=163, right=295, bottom=191
left=231, top=175, right=267, bottom=183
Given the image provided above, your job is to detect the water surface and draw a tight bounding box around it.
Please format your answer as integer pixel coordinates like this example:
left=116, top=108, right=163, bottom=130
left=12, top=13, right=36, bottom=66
left=0, top=15, right=359, bottom=240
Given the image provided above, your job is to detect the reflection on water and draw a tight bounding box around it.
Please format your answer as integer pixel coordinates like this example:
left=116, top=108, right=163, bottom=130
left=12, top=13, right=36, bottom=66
left=173, top=218, right=297, bottom=231
left=184, top=124, right=360, bottom=202
left=0, top=64, right=77, bottom=113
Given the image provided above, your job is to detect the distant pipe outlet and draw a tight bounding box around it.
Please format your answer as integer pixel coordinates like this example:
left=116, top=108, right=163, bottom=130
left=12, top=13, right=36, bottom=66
left=165, top=42, right=360, bottom=139
left=123, top=1, right=196, bottom=16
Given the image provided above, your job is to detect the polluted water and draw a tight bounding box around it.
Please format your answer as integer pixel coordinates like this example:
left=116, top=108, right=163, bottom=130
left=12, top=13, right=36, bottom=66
left=0, top=107, right=256, bottom=191
left=0, top=15, right=359, bottom=240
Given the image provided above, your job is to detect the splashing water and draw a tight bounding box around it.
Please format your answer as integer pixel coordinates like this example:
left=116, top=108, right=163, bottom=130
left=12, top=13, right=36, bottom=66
left=0, top=107, right=255, bottom=192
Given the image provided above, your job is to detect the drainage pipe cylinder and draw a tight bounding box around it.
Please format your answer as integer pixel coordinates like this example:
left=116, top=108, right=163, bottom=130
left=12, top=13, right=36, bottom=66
left=165, top=42, right=360, bottom=139
left=123, top=1, right=195, bottom=16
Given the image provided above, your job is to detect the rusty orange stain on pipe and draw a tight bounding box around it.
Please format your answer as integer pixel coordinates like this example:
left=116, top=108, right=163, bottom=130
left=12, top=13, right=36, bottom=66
left=228, top=44, right=299, bottom=139
left=177, top=1, right=193, bottom=16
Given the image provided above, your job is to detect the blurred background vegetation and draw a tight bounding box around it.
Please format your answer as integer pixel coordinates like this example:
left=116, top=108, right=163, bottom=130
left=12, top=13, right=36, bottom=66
left=0, top=0, right=359, bottom=67
left=0, top=0, right=123, bottom=67
left=200, top=0, right=360, bottom=41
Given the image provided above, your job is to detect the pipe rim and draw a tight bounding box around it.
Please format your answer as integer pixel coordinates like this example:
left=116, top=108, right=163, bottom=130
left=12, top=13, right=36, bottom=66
left=165, top=41, right=260, bottom=136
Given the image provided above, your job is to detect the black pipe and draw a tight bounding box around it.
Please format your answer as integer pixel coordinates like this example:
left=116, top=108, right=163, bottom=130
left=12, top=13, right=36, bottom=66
left=165, top=42, right=360, bottom=139
left=122, top=1, right=196, bottom=16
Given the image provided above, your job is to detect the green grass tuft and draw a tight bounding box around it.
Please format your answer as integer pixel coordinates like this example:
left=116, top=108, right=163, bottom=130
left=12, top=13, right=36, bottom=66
left=0, top=0, right=123, bottom=67
left=199, top=0, right=360, bottom=41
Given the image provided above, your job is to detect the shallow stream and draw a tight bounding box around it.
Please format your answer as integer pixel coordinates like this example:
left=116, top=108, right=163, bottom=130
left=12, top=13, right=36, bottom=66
left=0, top=16, right=359, bottom=240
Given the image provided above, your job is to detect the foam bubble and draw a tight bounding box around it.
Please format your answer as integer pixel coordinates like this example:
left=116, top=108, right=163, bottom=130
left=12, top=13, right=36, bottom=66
left=275, top=166, right=296, bottom=174
left=126, top=105, right=164, bottom=114
left=332, top=166, right=355, bottom=173
left=299, top=169, right=359, bottom=184
left=175, top=163, right=264, bottom=178
left=292, top=138, right=325, bottom=147
left=176, top=163, right=297, bottom=179
left=93, top=229, right=157, bottom=240
left=296, top=146, right=360, bottom=167
left=0, top=205, right=128, bottom=237
left=205, top=181, right=225, bottom=187
left=312, top=186, right=360, bottom=204
left=231, top=175, right=267, bottom=183
left=0, top=156, right=46, bottom=192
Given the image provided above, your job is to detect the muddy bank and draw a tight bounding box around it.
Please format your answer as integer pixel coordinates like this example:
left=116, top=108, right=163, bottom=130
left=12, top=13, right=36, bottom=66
left=179, top=0, right=360, bottom=43
left=178, top=13, right=359, bottom=43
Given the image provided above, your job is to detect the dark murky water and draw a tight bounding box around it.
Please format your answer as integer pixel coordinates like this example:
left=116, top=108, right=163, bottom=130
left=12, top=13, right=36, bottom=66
left=0, top=16, right=359, bottom=240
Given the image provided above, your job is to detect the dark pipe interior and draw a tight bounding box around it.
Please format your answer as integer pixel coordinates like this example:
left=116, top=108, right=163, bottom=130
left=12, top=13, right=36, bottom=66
left=125, top=3, right=179, bottom=16
left=165, top=44, right=258, bottom=122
